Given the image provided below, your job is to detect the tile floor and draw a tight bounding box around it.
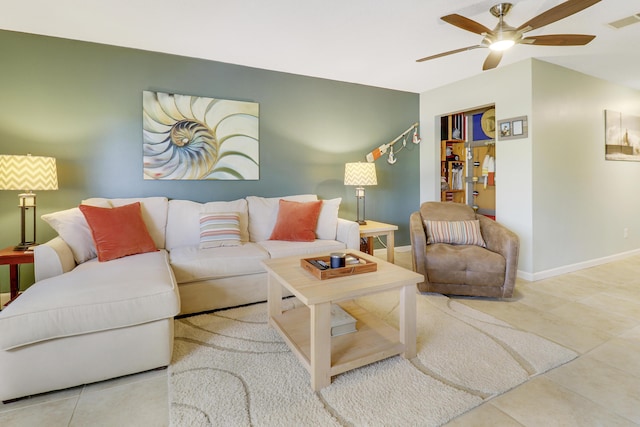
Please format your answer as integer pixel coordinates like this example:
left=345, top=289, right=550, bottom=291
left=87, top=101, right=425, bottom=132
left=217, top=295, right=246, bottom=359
left=0, top=250, right=639, bottom=426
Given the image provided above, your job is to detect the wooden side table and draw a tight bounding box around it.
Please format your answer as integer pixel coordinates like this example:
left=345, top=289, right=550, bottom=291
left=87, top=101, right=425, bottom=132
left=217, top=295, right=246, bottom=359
left=359, top=220, right=398, bottom=263
left=0, top=246, right=34, bottom=303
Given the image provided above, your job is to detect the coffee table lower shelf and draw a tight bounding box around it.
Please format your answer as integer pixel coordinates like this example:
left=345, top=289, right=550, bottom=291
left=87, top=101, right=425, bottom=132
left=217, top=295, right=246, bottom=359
left=270, top=300, right=405, bottom=378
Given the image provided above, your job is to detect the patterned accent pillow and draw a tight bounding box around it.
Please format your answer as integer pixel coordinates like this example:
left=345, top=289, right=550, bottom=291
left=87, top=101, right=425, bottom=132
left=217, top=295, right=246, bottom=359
left=424, top=219, right=486, bottom=247
left=199, top=212, right=242, bottom=249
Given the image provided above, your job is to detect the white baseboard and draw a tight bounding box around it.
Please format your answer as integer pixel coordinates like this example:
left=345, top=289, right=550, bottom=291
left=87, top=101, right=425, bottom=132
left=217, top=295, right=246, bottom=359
left=518, top=248, right=640, bottom=282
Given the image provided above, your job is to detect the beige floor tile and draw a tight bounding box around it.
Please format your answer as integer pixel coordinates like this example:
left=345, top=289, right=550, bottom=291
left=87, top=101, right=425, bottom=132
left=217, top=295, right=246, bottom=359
left=526, top=274, right=607, bottom=301
left=511, top=285, right=572, bottom=312
left=579, top=293, right=640, bottom=321
left=620, top=324, right=640, bottom=340
left=600, top=284, right=640, bottom=304
left=491, top=376, right=636, bottom=426
left=548, top=300, right=639, bottom=335
left=587, top=337, right=640, bottom=377
left=573, top=259, right=640, bottom=285
left=0, top=397, right=77, bottom=426
left=444, top=403, right=524, bottom=426
left=70, top=375, right=168, bottom=427
left=545, top=356, right=640, bottom=423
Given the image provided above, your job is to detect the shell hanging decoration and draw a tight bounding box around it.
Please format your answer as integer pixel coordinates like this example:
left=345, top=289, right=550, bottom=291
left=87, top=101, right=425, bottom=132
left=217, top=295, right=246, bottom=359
left=143, top=91, right=259, bottom=180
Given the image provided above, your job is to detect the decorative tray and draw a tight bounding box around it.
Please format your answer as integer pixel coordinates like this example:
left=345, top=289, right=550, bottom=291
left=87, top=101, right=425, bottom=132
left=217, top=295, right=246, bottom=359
left=300, top=252, right=377, bottom=280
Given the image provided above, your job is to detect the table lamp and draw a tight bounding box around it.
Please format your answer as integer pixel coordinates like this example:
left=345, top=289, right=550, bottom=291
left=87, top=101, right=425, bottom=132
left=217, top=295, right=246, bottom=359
left=0, top=154, right=58, bottom=250
left=344, top=162, right=377, bottom=225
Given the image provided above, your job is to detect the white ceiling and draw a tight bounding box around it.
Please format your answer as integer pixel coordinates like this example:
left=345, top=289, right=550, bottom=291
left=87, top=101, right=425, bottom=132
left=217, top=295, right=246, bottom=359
left=1, top=0, right=639, bottom=93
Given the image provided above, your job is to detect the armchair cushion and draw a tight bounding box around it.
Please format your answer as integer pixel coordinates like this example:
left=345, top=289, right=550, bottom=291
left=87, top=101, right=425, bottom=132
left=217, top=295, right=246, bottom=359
left=426, top=244, right=505, bottom=287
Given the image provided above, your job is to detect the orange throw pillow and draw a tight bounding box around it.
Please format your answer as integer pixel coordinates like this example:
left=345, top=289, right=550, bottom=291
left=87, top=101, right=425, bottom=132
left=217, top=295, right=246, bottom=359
left=79, top=202, right=158, bottom=262
left=269, top=200, right=323, bottom=242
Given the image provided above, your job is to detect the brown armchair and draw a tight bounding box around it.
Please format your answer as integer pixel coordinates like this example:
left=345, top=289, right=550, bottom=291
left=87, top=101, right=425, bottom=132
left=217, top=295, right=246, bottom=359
left=410, top=202, right=519, bottom=298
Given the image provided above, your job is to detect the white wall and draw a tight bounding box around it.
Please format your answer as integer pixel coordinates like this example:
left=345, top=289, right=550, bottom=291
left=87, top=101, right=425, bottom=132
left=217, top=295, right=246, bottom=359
left=420, top=59, right=535, bottom=273
left=420, top=58, right=640, bottom=279
left=531, top=60, right=640, bottom=276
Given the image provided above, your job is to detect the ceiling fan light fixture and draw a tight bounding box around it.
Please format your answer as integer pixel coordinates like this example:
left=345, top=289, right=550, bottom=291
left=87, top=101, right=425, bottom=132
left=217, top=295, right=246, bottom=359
left=417, top=1, right=601, bottom=69
left=489, top=39, right=515, bottom=51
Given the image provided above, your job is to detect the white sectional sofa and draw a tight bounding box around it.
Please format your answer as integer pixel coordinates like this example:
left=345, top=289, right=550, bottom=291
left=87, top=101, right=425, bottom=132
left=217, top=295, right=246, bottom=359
left=0, top=194, right=359, bottom=401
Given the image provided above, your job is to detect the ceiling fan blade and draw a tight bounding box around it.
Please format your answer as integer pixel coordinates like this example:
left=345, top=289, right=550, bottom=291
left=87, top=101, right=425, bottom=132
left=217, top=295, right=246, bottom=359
left=521, top=34, right=596, bottom=46
left=442, top=14, right=492, bottom=35
left=517, top=0, right=601, bottom=32
left=416, top=45, right=484, bottom=62
left=483, top=51, right=503, bottom=70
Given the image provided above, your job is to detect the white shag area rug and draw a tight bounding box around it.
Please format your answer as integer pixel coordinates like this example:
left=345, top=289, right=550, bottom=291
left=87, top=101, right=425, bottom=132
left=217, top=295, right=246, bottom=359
left=169, top=292, right=577, bottom=426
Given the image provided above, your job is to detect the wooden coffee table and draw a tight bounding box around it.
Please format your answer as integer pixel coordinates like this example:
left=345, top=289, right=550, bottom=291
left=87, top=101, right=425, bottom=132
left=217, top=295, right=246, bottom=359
left=261, top=250, right=423, bottom=391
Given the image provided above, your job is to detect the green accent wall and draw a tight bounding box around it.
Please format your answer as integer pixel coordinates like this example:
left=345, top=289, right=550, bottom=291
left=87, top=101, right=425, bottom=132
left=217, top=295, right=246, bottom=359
left=0, top=30, right=419, bottom=292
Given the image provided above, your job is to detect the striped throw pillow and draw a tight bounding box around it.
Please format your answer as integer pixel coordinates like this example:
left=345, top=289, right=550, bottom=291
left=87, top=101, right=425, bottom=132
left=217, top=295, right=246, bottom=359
left=199, top=212, right=242, bottom=249
left=424, top=219, right=486, bottom=247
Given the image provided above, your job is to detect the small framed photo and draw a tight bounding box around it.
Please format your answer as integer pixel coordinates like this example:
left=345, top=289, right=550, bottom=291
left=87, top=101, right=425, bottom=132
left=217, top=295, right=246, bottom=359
left=498, top=116, right=528, bottom=140
left=512, top=119, right=524, bottom=136
left=499, top=121, right=511, bottom=137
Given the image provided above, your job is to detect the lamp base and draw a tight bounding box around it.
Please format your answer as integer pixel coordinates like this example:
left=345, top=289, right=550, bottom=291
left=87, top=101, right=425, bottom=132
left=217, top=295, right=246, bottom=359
left=357, top=220, right=368, bottom=225
left=14, top=242, right=37, bottom=252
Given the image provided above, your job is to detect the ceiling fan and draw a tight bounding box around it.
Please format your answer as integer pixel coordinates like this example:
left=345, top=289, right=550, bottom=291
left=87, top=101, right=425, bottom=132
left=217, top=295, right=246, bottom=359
left=417, top=0, right=601, bottom=70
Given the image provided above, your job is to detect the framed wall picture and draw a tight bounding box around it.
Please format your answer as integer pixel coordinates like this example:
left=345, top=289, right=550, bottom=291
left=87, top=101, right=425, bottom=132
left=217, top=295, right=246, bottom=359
left=497, top=116, right=528, bottom=141
left=512, top=119, right=524, bottom=136
left=142, top=91, right=260, bottom=180
left=605, top=110, right=640, bottom=162
left=499, top=121, right=511, bottom=138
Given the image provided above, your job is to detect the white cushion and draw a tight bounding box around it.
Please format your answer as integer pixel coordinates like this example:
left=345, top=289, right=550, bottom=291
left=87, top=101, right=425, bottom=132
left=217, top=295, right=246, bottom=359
left=169, top=243, right=269, bottom=283
left=41, top=208, right=96, bottom=264
left=166, top=199, right=249, bottom=250
left=258, top=239, right=347, bottom=259
left=316, top=198, right=341, bottom=240
left=0, top=250, right=179, bottom=350
left=40, top=199, right=112, bottom=264
left=83, top=197, right=169, bottom=249
left=246, top=194, right=318, bottom=243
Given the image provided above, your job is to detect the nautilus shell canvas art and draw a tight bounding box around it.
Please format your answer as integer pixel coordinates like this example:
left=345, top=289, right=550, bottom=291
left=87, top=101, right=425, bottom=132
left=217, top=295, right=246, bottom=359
left=143, top=91, right=259, bottom=180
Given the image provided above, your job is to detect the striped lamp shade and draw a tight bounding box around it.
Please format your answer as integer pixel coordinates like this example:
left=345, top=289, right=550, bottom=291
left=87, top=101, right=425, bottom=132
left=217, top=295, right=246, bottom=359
left=0, top=154, right=58, bottom=191
left=344, top=162, right=377, bottom=186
